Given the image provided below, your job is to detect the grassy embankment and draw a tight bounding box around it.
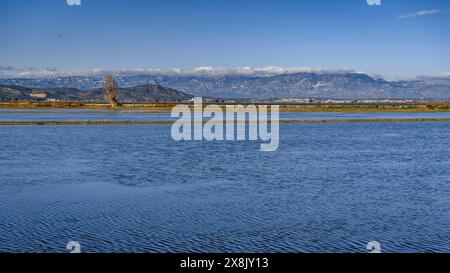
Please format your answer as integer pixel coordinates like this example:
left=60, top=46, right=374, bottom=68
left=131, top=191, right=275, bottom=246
left=2, top=118, right=450, bottom=126
left=2, top=101, right=450, bottom=112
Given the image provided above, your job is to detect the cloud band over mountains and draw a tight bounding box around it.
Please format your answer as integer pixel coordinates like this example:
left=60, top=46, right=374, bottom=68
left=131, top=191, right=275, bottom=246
left=1, top=65, right=448, bottom=80
left=0, top=65, right=358, bottom=79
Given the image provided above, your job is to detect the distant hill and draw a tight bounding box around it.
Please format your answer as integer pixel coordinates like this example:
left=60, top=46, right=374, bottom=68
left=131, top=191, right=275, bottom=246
left=0, top=84, right=193, bottom=102
left=1, top=73, right=450, bottom=100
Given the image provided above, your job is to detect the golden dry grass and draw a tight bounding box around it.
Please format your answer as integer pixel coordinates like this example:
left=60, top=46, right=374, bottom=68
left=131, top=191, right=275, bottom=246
left=2, top=118, right=450, bottom=126
left=2, top=101, right=450, bottom=112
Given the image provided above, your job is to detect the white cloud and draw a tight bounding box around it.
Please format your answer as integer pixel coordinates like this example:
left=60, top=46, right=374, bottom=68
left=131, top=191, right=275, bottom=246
left=189, top=66, right=357, bottom=77
left=2, top=65, right=448, bottom=81
left=0, top=65, right=362, bottom=79
left=399, top=9, right=448, bottom=19
left=256, top=66, right=286, bottom=74
left=367, top=0, right=381, bottom=6
left=193, top=66, right=215, bottom=73
left=66, top=0, right=81, bottom=6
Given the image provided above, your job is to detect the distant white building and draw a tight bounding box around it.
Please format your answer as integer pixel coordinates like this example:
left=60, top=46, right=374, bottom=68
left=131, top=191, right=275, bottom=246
left=29, top=92, right=47, bottom=99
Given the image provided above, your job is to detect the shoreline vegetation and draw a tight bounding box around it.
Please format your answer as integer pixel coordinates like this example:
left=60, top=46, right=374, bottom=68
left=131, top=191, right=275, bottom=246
left=2, top=101, right=450, bottom=112
left=2, top=118, right=450, bottom=126
left=2, top=101, right=450, bottom=125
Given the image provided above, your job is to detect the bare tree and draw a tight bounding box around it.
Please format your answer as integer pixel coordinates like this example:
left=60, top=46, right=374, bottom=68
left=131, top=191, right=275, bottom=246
left=104, top=75, right=120, bottom=106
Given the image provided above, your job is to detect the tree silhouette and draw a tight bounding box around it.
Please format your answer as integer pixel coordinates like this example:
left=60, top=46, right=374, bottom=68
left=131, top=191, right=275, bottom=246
left=104, top=75, right=120, bottom=106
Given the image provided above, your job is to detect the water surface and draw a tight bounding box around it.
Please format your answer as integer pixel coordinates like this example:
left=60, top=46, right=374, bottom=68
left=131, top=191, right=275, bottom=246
left=0, top=112, right=450, bottom=252
left=2, top=108, right=450, bottom=122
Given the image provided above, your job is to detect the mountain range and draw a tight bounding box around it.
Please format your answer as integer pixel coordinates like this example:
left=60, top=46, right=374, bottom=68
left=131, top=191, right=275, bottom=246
left=1, top=72, right=450, bottom=100
left=0, top=83, right=192, bottom=102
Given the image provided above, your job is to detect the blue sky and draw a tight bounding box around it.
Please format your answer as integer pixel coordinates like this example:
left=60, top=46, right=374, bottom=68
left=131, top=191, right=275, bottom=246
left=1, top=0, right=449, bottom=79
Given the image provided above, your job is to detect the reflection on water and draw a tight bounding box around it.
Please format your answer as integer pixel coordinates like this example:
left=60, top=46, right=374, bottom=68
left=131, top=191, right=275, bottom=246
left=0, top=116, right=450, bottom=252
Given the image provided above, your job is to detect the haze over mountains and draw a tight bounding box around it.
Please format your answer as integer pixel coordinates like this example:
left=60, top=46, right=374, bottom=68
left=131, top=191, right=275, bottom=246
left=1, top=72, right=450, bottom=100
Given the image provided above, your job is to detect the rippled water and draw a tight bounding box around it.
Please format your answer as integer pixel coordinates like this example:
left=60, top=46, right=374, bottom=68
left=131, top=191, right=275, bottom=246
left=3, top=108, right=450, bottom=122
left=1, top=111, right=450, bottom=253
